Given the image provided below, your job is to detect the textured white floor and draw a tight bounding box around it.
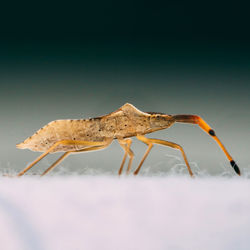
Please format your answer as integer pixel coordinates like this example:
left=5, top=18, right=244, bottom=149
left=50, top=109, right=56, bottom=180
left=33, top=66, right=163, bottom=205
left=0, top=176, right=249, bottom=250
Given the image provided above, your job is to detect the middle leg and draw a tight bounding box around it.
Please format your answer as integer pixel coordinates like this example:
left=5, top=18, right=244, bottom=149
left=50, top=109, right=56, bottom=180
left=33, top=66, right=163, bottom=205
left=118, top=138, right=134, bottom=175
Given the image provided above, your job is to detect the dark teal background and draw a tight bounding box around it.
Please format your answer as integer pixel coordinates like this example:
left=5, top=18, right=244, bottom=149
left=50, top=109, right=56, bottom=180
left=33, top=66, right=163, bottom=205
left=0, top=1, right=249, bottom=175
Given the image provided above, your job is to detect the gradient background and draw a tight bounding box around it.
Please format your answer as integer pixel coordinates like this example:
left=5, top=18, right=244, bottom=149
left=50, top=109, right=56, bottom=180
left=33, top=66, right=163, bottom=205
left=1, top=1, right=249, bottom=175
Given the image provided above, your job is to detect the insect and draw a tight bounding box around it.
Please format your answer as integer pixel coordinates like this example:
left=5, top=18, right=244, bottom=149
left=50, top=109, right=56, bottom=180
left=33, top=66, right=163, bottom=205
left=16, top=103, right=240, bottom=177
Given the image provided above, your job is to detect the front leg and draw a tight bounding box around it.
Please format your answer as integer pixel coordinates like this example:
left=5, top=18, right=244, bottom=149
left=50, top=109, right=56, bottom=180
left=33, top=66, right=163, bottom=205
left=134, top=135, right=193, bottom=177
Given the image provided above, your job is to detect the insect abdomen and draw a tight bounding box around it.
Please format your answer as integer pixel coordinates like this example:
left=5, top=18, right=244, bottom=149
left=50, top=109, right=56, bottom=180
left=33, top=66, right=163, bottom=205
left=16, top=119, right=106, bottom=152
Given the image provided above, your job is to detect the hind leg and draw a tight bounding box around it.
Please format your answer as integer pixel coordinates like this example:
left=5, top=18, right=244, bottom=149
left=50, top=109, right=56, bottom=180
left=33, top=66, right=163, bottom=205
left=41, top=143, right=112, bottom=176
left=17, top=139, right=112, bottom=177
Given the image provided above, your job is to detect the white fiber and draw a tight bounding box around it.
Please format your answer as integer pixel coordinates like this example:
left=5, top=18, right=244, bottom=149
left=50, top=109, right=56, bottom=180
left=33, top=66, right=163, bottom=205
left=0, top=176, right=249, bottom=250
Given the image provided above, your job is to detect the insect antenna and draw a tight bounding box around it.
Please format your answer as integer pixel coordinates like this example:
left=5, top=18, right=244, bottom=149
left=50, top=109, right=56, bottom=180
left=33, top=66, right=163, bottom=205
left=173, top=115, right=241, bottom=175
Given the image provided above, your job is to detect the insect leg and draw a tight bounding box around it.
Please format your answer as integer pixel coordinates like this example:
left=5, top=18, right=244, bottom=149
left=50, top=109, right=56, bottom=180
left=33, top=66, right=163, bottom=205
left=40, top=152, right=70, bottom=176
left=118, top=139, right=134, bottom=175
left=172, top=115, right=240, bottom=175
left=134, top=136, right=153, bottom=176
left=134, top=135, right=193, bottom=177
left=17, top=139, right=111, bottom=177
left=41, top=143, right=112, bottom=176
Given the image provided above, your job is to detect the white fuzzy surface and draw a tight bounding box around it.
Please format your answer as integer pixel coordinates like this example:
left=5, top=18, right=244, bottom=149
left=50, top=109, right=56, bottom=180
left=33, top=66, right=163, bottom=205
left=0, top=176, right=249, bottom=250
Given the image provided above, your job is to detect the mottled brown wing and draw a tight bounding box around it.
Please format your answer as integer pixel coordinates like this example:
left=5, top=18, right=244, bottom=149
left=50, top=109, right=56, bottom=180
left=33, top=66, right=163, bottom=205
left=16, top=120, right=100, bottom=153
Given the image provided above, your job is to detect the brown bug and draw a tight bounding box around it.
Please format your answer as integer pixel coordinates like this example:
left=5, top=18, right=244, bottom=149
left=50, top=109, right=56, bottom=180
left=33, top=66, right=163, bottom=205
left=16, top=103, right=240, bottom=177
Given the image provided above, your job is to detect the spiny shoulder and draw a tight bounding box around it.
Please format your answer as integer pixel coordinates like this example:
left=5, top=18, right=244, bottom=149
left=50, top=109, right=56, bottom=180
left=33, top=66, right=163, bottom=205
left=107, top=103, right=150, bottom=117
